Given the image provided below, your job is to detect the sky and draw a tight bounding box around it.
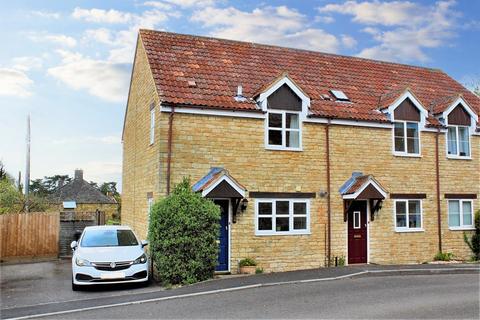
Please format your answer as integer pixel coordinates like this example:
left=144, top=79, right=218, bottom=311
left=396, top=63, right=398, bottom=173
left=0, top=0, right=479, bottom=190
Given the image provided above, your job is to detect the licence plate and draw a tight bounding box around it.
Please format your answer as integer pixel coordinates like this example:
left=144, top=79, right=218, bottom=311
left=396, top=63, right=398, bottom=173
left=100, top=272, right=125, bottom=279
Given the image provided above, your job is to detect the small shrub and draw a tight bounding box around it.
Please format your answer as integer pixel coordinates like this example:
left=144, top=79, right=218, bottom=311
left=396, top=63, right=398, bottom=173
left=255, top=267, right=264, bottom=274
left=434, top=252, right=454, bottom=261
left=463, top=210, right=480, bottom=261
left=239, top=258, right=257, bottom=267
left=337, top=256, right=345, bottom=266
left=148, top=177, right=220, bottom=286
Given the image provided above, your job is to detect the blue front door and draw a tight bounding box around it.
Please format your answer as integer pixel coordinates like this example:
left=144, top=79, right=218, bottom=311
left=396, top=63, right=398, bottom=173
left=215, top=200, right=229, bottom=271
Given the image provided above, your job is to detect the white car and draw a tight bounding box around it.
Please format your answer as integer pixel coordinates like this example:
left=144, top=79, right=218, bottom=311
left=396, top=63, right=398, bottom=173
left=71, top=225, right=149, bottom=290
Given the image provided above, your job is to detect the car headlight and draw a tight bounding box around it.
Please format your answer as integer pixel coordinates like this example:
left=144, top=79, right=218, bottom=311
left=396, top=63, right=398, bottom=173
left=76, top=257, right=92, bottom=267
left=134, top=253, right=147, bottom=264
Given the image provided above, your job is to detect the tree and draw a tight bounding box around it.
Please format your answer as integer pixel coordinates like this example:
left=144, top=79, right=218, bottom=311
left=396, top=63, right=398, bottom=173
left=148, top=177, right=220, bottom=285
left=29, top=175, right=71, bottom=196
left=0, top=178, right=22, bottom=214
left=99, top=182, right=119, bottom=197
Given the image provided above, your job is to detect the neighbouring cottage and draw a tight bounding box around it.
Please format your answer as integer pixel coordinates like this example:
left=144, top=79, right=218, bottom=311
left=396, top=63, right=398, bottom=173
left=122, top=30, right=480, bottom=273
left=50, top=169, right=118, bottom=220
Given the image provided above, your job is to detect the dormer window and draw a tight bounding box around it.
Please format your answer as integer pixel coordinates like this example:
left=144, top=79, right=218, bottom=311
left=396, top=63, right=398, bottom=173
left=391, top=97, right=423, bottom=156
left=445, top=103, right=473, bottom=158
left=394, top=121, right=419, bottom=154
left=267, top=112, right=300, bottom=148
left=258, top=75, right=309, bottom=151
left=447, top=126, right=470, bottom=157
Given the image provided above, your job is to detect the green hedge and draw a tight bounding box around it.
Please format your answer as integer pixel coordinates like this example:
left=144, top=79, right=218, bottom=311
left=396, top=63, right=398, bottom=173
left=148, top=178, right=220, bottom=285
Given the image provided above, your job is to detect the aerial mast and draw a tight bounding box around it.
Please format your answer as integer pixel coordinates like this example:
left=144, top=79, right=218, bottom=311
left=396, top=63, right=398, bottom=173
left=25, top=114, right=30, bottom=211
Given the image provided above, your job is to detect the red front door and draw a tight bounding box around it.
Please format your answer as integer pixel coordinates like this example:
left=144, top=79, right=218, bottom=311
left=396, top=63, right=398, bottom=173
left=348, top=201, right=367, bottom=264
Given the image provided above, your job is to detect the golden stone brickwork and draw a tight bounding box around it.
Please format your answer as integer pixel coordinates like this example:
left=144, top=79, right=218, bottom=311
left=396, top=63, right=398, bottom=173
left=122, top=40, right=479, bottom=273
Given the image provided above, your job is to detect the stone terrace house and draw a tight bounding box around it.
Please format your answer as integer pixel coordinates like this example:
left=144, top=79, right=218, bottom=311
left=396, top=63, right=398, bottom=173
left=122, top=30, right=480, bottom=273
left=50, top=169, right=118, bottom=219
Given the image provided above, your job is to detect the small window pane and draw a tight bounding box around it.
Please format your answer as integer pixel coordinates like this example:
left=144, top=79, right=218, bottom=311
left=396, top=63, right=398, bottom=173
left=408, top=201, right=421, bottom=229
left=394, top=122, right=404, bottom=135
left=276, top=201, right=289, bottom=215
left=276, top=217, right=289, bottom=231
left=293, top=217, right=307, bottom=230
left=286, top=113, right=299, bottom=129
left=396, top=201, right=407, bottom=214
left=447, top=127, right=457, bottom=155
left=286, top=131, right=299, bottom=148
left=396, top=214, right=407, bottom=227
left=258, top=202, right=272, bottom=215
left=458, top=127, right=470, bottom=157
left=463, top=201, right=472, bottom=226
left=353, top=211, right=361, bottom=229
left=268, top=130, right=282, bottom=145
left=294, top=202, right=306, bottom=215
left=258, top=217, right=272, bottom=230
left=395, top=137, right=405, bottom=152
left=406, top=123, right=419, bottom=154
left=408, top=200, right=421, bottom=214
left=448, top=201, right=460, bottom=227
left=268, top=113, right=282, bottom=128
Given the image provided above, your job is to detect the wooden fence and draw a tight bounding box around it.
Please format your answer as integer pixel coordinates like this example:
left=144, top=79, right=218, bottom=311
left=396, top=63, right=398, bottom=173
left=0, top=212, right=60, bottom=261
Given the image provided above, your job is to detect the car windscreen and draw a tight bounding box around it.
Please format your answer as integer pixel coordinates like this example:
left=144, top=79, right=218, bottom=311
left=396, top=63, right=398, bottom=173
left=81, top=229, right=138, bottom=247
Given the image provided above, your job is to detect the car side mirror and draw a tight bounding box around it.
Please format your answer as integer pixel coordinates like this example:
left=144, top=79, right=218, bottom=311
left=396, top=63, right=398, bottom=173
left=70, top=241, right=78, bottom=251
left=141, top=240, right=148, bottom=248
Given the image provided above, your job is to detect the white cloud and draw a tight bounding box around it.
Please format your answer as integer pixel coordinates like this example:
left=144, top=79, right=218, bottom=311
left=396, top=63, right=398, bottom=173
left=161, top=0, right=215, bottom=8
left=143, top=1, right=174, bottom=10
left=341, top=35, right=357, bottom=48
left=12, top=56, right=43, bottom=71
left=28, top=32, right=77, bottom=47
left=0, top=68, right=34, bottom=98
left=30, top=10, right=60, bottom=19
left=48, top=50, right=130, bottom=102
left=319, top=0, right=460, bottom=62
left=192, top=6, right=344, bottom=53
left=72, top=7, right=133, bottom=24
left=315, top=15, right=335, bottom=24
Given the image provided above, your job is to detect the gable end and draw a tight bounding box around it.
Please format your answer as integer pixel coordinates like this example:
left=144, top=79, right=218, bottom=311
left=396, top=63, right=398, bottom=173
left=394, top=98, right=420, bottom=121
left=448, top=104, right=471, bottom=126
left=267, top=84, right=302, bottom=111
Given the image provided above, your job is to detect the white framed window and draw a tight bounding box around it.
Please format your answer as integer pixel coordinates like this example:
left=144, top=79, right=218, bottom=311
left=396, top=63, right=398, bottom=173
left=393, top=121, right=420, bottom=156
left=353, top=211, right=361, bottom=229
left=149, top=105, right=155, bottom=145
left=448, top=200, right=474, bottom=230
left=447, top=126, right=470, bottom=158
left=394, top=199, right=423, bottom=232
left=255, top=199, right=310, bottom=235
left=266, top=111, right=301, bottom=150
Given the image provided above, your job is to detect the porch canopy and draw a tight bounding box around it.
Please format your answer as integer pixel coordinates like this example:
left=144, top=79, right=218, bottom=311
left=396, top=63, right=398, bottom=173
left=339, top=172, right=388, bottom=221
left=192, top=167, right=247, bottom=221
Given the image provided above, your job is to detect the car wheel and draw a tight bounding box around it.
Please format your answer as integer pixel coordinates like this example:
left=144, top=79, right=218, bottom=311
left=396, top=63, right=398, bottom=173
left=72, top=278, right=80, bottom=291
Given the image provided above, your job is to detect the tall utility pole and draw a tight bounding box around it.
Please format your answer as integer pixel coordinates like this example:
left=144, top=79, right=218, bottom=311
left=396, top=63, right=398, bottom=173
left=25, top=114, right=31, bottom=212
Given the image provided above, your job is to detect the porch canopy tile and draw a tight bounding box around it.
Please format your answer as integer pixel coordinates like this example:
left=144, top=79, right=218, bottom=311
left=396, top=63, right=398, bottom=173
left=339, top=172, right=387, bottom=200
left=192, top=167, right=246, bottom=199
left=339, top=172, right=388, bottom=222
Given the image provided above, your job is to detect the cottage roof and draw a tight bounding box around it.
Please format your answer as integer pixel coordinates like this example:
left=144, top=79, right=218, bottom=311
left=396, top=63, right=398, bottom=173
left=138, top=30, right=479, bottom=125
left=49, top=170, right=116, bottom=204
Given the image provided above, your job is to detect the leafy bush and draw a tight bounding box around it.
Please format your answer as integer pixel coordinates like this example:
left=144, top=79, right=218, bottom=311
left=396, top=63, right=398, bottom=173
left=434, top=252, right=454, bottom=261
left=255, top=267, right=264, bottom=274
left=148, top=177, right=220, bottom=285
left=464, top=209, right=480, bottom=261
left=239, top=258, right=257, bottom=267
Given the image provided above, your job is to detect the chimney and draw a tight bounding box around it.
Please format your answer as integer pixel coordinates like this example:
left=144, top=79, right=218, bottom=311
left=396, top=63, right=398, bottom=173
left=74, top=169, right=83, bottom=181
